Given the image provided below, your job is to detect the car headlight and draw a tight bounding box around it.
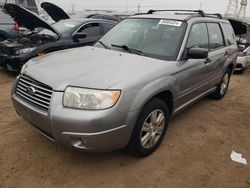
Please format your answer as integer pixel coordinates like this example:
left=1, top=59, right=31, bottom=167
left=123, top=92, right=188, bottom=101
left=63, top=87, right=121, bottom=110
left=15, top=47, right=36, bottom=55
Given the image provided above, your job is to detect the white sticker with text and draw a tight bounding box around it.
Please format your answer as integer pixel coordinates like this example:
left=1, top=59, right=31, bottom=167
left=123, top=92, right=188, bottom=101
left=159, top=20, right=182, bottom=27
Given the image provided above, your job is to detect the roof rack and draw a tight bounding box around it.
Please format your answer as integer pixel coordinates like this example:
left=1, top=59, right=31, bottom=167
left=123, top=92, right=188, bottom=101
left=147, top=9, right=205, bottom=17
left=205, top=13, right=223, bottom=19
left=146, top=9, right=223, bottom=19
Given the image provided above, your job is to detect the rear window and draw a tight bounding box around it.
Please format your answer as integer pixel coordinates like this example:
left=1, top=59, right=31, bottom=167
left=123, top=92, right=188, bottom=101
left=221, top=23, right=236, bottom=46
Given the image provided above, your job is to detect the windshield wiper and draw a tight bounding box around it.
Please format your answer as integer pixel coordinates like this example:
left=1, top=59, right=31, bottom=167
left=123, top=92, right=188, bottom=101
left=111, top=44, right=145, bottom=56
left=97, top=41, right=110, bottom=49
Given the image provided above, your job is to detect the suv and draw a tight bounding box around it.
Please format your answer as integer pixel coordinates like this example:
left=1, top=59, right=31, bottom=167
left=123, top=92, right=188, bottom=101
left=12, top=10, right=238, bottom=157
left=0, top=8, right=18, bottom=40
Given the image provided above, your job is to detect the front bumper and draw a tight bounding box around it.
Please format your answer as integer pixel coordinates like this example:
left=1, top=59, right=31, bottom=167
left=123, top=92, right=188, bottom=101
left=12, top=80, right=137, bottom=152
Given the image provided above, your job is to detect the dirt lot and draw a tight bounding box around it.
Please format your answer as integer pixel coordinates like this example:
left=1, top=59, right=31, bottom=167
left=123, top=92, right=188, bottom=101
left=0, top=69, right=249, bottom=188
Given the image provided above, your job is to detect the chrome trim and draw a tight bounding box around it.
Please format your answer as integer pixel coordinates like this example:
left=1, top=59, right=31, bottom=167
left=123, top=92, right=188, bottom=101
left=62, top=125, right=127, bottom=137
left=16, top=75, right=53, bottom=111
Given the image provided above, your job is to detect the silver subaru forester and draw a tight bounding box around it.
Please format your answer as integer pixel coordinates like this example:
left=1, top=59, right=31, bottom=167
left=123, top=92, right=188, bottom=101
left=12, top=10, right=238, bottom=157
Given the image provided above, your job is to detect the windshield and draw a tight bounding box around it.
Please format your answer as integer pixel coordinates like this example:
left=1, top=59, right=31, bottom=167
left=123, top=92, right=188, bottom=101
left=99, top=18, right=186, bottom=60
left=39, top=20, right=80, bottom=37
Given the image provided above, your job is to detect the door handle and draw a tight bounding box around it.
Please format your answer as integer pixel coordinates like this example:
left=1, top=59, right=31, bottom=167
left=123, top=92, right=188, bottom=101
left=204, top=58, right=211, bottom=65
left=224, top=51, right=229, bottom=56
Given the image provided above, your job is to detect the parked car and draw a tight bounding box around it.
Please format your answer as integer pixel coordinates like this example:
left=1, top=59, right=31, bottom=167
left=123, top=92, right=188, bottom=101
left=12, top=10, right=238, bottom=157
left=0, top=8, right=19, bottom=41
left=0, top=3, right=117, bottom=72
left=235, top=46, right=250, bottom=73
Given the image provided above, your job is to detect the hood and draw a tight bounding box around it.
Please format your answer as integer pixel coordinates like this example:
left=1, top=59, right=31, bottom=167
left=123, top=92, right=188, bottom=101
left=4, top=3, right=60, bottom=37
left=23, top=47, right=172, bottom=91
left=41, top=2, right=70, bottom=22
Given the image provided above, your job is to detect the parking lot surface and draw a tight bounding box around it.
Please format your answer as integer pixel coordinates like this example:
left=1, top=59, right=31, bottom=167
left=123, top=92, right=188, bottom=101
left=0, top=69, right=249, bottom=188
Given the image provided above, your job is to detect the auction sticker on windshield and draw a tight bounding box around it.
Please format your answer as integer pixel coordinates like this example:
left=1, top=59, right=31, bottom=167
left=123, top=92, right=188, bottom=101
left=159, top=19, right=182, bottom=27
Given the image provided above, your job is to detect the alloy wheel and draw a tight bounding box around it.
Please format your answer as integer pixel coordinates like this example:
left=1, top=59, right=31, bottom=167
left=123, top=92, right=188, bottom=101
left=140, top=109, right=166, bottom=149
left=220, top=73, right=229, bottom=95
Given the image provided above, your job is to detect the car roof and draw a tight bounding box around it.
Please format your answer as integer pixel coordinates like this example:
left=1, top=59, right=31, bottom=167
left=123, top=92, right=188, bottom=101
left=67, top=18, right=117, bottom=24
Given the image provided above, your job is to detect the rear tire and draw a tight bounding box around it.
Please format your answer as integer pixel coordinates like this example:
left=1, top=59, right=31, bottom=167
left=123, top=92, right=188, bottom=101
left=128, top=98, right=169, bottom=157
left=210, top=68, right=231, bottom=100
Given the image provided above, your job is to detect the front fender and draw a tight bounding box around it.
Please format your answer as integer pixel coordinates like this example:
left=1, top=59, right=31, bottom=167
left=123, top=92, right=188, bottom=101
left=114, top=76, right=178, bottom=113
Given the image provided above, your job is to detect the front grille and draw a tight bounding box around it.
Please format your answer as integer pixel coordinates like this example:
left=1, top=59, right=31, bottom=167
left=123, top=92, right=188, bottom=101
left=16, top=75, right=53, bottom=111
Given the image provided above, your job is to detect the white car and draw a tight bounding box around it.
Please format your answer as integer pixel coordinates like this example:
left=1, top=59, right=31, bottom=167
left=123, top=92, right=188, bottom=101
left=236, top=46, right=250, bottom=73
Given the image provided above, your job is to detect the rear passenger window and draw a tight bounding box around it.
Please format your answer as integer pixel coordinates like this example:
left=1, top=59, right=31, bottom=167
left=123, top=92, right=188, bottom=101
left=187, top=23, right=209, bottom=49
left=221, top=23, right=235, bottom=46
left=207, top=23, right=225, bottom=50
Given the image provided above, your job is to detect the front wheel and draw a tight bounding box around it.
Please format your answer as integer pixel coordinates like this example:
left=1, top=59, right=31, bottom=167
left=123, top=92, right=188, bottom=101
left=210, top=69, right=231, bottom=100
left=128, top=98, right=169, bottom=157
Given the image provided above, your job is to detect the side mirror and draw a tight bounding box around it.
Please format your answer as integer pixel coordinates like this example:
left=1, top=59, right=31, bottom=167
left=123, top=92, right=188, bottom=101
left=187, top=48, right=208, bottom=59
left=73, top=33, right=87, bottom=42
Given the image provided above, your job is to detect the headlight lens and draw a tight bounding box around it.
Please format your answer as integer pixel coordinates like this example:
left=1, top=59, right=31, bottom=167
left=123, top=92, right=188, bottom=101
left=63, top=87, right=121, bottom=110
left=15, top=47, right=36, bottom=55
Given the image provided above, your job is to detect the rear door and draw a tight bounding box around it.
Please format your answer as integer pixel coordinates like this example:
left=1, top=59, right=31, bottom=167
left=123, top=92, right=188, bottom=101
left=205, top=22, right=227, bottom=87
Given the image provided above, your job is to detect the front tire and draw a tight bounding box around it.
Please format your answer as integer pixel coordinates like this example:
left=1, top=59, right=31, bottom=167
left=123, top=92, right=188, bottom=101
left=210, top=68, right=231, bottom=100
left=129, top=98, right=169, bottom=157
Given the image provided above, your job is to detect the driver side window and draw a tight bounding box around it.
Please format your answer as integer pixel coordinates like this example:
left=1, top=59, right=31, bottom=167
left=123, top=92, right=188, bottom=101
left=77, top=23, right=101, bottom=37
left=187, top=23, right=209, bottom=49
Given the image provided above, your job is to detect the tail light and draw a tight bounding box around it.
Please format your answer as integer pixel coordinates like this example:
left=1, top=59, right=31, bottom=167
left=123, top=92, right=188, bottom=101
left=13, top=23, right=20, bottom=31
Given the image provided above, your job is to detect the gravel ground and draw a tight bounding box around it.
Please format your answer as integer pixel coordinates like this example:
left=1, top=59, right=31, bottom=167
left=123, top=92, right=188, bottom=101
left=0, top=69, right=249, bottom=188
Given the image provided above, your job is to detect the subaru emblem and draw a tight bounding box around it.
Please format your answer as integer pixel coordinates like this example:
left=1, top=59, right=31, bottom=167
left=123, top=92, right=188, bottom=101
left=26, top=86, right=36, bottom=96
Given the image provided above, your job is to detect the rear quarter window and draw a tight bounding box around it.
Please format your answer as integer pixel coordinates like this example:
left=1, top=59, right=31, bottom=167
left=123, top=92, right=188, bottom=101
left=221, top=23, right=236, bottom=46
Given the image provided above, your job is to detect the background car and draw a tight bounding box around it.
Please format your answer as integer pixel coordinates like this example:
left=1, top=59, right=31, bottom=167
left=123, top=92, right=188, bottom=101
left=0, top=8, right=19, bottom=41
left=235, top=46, right=250, bottom=73
left=0, top=3, right=118, bottom=72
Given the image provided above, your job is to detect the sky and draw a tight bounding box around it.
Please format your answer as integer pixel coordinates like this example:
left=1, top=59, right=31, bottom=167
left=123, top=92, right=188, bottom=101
left=43, top=0, right=249, bottom=16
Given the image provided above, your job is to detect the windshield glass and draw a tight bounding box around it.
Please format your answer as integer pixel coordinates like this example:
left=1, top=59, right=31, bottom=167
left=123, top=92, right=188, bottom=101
left=39, top=20, right=80, bottom=37
left=99, top=18, right=186, bottom=60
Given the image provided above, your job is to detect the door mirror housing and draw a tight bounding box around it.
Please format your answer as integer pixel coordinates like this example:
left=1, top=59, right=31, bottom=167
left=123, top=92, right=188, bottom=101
left=187, top=48, right=208, bottom=59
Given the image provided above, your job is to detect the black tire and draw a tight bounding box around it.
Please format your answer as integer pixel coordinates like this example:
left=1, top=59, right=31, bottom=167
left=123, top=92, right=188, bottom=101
left=210, top=68, right=231, bottom=100
left=128, top=98, right=169, bottom=157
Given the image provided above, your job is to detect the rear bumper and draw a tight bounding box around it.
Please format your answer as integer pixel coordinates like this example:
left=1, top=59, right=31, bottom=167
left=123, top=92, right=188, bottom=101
left=11, top=78, right=137, bottom=152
